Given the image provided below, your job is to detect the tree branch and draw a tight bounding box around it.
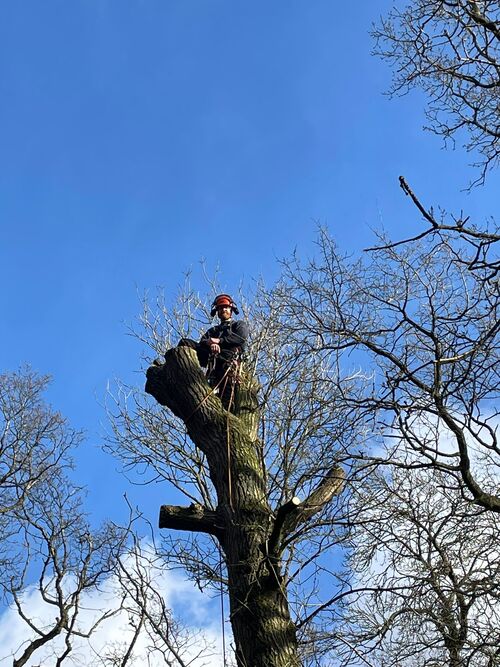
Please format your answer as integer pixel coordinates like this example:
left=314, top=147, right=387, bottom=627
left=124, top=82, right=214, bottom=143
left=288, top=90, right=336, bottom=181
left=158, top=502, right=223, bottom=537
left=268, top=466, right=344, bottom=558
left=365, top=176, right=499, bottom=253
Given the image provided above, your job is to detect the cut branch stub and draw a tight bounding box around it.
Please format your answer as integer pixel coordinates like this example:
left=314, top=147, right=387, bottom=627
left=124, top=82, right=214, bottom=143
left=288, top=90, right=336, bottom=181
left=159, top=503, right=223, bottom=538
left=268, top=466, right=345, bottom=560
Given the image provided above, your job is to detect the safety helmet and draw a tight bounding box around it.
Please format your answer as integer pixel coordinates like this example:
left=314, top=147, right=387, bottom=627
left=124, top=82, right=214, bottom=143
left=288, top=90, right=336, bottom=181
left=211, top=293, right=240, bottom=317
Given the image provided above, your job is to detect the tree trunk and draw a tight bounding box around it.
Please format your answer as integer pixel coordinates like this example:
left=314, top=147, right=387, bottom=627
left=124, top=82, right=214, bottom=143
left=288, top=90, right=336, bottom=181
left=146, top=346, right=343, bottom=666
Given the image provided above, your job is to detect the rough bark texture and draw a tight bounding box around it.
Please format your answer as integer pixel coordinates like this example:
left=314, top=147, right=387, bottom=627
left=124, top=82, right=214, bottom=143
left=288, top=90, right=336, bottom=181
left=146, top=346, right=343, bottom=667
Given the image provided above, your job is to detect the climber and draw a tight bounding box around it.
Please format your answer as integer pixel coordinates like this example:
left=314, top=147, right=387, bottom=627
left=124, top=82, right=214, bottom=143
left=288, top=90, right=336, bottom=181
left=178, top=294, right=248, bottom=400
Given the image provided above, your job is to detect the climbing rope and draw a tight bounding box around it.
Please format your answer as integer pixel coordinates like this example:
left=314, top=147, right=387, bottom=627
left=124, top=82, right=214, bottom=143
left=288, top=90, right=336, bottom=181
left=222, top=369, right=238, bottom=511
left=184, top=361, right=232, bottom=423
left=218, top=545, right=227, bottom=667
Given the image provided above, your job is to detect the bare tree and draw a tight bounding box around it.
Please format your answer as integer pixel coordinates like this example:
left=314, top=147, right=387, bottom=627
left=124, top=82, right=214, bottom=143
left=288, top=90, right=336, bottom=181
left=0, top=367, right=79, bottom=519
left=0, top=368, right=81, bottom=597
left=1, top=368, right=199, bottom=667
left=0, top=369, right=124, bottom=665
left=8, top=478, right=126, bottom=667
left=336, top=465, right=500, bottom=667
left=373, top=0, right=500, bottom=184
left=273, top=183, right=500, bottom=513
left=106, top=281, right=358, bottom=667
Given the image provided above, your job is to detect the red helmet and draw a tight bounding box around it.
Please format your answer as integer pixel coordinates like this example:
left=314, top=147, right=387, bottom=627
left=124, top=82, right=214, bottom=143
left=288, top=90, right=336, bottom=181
left=211, top=294, right=239, bottom=317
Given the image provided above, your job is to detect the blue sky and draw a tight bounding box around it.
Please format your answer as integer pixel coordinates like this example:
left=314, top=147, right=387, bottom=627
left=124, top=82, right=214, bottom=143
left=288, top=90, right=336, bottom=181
left=1, top=0, right=498, bottom=524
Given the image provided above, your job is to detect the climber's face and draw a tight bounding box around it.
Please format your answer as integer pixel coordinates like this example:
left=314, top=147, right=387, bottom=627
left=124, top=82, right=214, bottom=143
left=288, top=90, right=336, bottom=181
left=217, top=305, right=232, bottom=322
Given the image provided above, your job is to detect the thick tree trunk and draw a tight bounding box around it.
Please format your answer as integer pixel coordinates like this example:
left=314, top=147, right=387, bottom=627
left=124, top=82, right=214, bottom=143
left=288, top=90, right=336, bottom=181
left=146, top=346, right=343, bottom=666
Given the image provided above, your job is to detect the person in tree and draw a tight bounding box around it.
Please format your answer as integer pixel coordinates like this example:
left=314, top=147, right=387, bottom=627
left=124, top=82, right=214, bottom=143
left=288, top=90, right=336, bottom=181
left=178, top=294, right=248, bottom=403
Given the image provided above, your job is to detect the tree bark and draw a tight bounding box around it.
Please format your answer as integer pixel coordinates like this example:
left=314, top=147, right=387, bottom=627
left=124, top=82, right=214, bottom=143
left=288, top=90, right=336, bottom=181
left=146, top=346, right=343, bottom=667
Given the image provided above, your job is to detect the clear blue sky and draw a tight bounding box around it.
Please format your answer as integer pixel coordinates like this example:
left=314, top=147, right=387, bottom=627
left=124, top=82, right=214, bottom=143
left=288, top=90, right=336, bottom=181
left=1, top=1, right=498, bottom=522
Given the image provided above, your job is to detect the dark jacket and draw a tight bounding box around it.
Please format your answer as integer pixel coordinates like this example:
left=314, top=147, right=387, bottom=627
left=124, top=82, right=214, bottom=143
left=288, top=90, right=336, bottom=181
left=200, top=319, right=248, bottom=362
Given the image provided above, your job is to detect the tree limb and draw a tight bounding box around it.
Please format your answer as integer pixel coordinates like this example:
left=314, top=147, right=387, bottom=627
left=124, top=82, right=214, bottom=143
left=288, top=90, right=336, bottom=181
left=268, top=466, right=344, bottom=558
left=158, top=503, right=223, bottom=537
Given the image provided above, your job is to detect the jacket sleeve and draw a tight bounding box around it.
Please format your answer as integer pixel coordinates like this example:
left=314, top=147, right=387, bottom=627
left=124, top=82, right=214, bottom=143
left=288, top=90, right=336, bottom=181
left=200, top=326, right=216, bottom=346
left=221, top=320, right=248, bottom=349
